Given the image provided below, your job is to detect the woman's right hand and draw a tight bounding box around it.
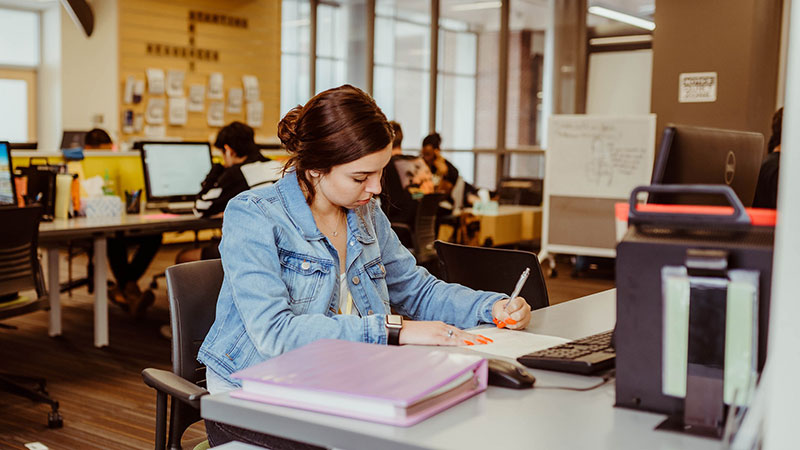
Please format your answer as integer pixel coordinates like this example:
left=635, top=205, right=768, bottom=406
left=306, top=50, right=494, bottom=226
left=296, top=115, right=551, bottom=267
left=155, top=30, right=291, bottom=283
left=397, top=320, right=490, bottom=346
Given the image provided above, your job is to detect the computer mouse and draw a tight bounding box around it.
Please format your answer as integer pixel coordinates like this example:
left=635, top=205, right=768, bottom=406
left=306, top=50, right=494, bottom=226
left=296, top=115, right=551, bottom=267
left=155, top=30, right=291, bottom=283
left=487, top=359, right=535, bottom=389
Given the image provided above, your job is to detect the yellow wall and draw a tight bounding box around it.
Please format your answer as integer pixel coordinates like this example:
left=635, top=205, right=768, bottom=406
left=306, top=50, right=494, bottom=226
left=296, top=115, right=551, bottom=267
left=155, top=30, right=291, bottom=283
left=118, top=0, right=282, bottom=141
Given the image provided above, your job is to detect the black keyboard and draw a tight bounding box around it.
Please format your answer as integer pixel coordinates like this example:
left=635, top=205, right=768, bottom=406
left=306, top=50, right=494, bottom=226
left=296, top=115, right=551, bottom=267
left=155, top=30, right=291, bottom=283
left=517, top=330, right=615, bottom=375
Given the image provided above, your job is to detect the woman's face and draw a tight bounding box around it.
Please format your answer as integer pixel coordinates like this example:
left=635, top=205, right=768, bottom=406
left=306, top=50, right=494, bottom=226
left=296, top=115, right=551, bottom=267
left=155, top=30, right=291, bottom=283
left=313, top=144, right=393, bottom=209
left=421, top=144, right=437, bottom=165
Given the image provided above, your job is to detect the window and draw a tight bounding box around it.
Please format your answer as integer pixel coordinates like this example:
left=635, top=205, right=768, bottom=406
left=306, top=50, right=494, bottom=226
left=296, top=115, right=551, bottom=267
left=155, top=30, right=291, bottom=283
left=374, top=0, right=431, bottom=150
left=281, top=0, right=311, bottom=115
left=0, top=8, right=40, bottom=67
left=0, top=8, right=40, bottom=142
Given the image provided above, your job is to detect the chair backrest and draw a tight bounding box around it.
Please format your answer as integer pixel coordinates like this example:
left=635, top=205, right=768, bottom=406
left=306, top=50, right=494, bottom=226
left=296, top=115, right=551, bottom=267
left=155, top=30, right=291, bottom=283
left=164, top=258, right=223, bottom=448
left=413, top=193, right=445, bottom=262
left=165, top=258, right=224, bottom=384
left=434, top=240, right=549, bottom=310
left=0, top=206, right=46, bottom=316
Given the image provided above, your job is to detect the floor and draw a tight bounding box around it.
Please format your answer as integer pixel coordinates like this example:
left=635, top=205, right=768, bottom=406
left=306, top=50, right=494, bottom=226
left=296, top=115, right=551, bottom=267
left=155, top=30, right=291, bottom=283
left=0, top=243, right=614, bottom=450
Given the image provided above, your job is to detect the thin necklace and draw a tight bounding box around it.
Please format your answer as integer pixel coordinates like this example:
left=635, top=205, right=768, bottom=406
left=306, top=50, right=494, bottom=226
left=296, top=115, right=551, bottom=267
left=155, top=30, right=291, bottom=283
left=325, top=208, right=345, bottom=237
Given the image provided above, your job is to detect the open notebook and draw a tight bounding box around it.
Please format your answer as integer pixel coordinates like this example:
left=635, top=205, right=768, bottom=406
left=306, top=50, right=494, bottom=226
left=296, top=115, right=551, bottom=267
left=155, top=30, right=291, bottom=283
left=231, top=339, right=487, bottom=426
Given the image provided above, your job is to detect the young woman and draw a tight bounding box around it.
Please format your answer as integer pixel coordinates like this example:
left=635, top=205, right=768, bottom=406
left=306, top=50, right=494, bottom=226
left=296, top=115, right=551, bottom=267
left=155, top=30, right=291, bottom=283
left=199, top=85, right=533, bottom=447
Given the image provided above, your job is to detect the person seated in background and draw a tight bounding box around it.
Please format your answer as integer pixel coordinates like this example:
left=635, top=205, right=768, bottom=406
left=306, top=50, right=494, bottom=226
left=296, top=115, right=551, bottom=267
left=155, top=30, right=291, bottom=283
left=83, top=129, right=161, bottom=318
left=380, top=121, right=434, bottom=233
left=175, top=121, right=282, bottom=264
left=752, top=107, right=782, bottom=209
left=421, top=132, right=459, bottom=194
left=84, top=128, right=114, bottom=150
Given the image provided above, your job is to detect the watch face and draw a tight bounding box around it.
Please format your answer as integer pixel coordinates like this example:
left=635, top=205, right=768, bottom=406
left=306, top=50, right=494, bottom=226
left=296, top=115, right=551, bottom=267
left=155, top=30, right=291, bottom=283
left=386, top=315, right=403, bottom=327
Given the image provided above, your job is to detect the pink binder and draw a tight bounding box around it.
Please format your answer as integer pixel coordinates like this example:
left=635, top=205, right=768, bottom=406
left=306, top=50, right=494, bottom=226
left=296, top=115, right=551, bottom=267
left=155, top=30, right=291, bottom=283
left=231, top=339, right=488, bottom=426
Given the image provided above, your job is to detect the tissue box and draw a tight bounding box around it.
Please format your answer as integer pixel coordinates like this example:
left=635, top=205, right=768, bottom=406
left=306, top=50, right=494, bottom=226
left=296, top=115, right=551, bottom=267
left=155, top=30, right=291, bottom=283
left=83, top=196, right=123, bottom=217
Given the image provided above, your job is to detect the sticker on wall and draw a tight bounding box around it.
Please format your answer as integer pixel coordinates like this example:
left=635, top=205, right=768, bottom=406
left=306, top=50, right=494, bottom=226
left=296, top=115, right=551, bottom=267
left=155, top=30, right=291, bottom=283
left=242, top=75, right=260, bottom=102
left=145, top=98, right=166, bottom=125
left=144, top=125, right=166, bottom=138
left=227, top=88, right=243, bottom=114
left=166, top=70, right=186, bottom=97
left=146, top=68, right=165, bottom=95
left=169, top=98, right=188, bottom=125
left=188, top=85, right=205, bottom=112
left=124, top=76, right=135, bottom=104
left=133, top=80, right=145, bottom=104
left=678, top=72, right=717, bottom=103
left=247, top=101, right=263, bottom=128
left=208, top=101, right=225, bottom=127
left=208, top=72, right=224, bottom=99
left=122, top=109, right=134, bottom=134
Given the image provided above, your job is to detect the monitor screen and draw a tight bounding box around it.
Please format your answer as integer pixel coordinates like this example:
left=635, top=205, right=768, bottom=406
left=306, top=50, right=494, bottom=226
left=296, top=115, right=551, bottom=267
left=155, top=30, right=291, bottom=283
left=140, top=142, right=212, bottom=203
left=650, top=125, right=764, bottom=207
left=0, top=142, right=17, bottom=206
left=61, top=130, right=87, bottom=149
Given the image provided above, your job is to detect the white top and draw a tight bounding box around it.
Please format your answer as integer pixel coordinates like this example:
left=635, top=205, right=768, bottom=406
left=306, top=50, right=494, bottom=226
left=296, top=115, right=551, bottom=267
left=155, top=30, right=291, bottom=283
left=338, top=273, right=358, bottom=316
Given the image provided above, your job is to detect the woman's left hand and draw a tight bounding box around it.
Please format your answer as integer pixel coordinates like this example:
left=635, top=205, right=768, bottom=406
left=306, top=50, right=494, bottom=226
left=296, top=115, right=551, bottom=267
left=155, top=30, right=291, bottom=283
left=491, top=297, right=532, bottom=330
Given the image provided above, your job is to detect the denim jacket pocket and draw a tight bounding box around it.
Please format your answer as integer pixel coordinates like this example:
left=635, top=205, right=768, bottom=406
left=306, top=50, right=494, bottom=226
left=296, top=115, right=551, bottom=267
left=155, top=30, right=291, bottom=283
left=278, top=249, right=332, bottom=304
left=364, top=258, right=390, bottom=306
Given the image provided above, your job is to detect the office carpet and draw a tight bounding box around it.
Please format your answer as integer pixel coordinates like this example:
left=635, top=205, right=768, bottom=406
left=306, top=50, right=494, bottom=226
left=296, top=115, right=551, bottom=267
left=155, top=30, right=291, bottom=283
left=0, top=245, right=612, bottom=449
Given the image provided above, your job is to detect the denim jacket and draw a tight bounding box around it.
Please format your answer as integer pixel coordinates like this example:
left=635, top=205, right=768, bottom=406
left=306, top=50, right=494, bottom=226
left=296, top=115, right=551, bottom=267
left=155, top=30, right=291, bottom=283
left=198, top=170, right=506, bottom=386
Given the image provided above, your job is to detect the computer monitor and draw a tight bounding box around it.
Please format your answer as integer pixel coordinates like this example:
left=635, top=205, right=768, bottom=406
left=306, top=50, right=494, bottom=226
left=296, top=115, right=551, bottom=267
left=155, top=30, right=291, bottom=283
left=60, top=130, right=87, bottom=149
left=139, top=142, right=212, bottom=209
left=0, top=142, right=17, bottom=206
left=650, top=125, right=764, bottom=206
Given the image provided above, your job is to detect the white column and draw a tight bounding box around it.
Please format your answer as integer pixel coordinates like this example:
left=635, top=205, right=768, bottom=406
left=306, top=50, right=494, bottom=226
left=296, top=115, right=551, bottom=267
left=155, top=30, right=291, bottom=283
left=764, top=0, right=800, bottom=448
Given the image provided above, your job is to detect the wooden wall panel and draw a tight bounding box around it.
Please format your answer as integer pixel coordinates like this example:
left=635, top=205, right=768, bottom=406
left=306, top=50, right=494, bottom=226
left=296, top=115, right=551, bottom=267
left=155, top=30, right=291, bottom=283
left=118, top=0, right=281, bottom=142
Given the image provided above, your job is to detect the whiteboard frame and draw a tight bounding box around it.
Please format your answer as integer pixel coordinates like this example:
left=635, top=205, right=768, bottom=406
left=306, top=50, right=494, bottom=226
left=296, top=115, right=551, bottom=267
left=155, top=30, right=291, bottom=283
left=540, top=114, right=657, bottom=262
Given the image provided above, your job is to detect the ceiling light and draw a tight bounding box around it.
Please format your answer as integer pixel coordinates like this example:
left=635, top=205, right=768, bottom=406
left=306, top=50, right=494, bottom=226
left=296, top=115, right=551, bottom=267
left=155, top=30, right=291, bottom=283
left=451, top=1, right=502, bottom=12
left=588, top=6, right=655, bottom=31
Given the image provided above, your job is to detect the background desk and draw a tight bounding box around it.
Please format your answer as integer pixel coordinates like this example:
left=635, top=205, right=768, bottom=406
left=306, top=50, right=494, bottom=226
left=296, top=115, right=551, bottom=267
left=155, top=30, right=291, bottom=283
left=201, top=290, right=718, bottom=450
left=468, top=205, right=541, bottom=247
left=39, top=214, right=221, bottom=347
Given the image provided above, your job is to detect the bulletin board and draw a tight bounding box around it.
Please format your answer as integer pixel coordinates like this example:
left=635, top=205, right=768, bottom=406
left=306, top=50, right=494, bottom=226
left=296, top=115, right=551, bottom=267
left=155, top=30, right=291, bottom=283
left=541, top=114, right=656, bottom=260
left=117, top=0, right=281, bottom=143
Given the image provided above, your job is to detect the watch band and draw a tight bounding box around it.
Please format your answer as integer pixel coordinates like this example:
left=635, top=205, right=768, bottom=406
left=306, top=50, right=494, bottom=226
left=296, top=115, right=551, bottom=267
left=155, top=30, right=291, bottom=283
left=385, top=314, right=403, bottom=345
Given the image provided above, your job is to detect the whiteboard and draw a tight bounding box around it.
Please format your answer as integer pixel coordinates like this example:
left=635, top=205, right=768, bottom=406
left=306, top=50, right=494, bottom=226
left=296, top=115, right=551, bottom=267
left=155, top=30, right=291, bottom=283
left=546, top=115, right=656, bottom=199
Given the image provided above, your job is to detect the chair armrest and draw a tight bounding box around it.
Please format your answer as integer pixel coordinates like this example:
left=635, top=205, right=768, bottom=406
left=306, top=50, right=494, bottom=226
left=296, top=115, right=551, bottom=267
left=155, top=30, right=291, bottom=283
left=142, top=368, right=209, bottom=409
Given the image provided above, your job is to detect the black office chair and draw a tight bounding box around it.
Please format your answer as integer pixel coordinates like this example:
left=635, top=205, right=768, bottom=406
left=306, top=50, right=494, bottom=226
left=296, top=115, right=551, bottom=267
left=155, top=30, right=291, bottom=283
left=142, top=259, right=223, bottom=450
left=391, top=193, right=445, bottom=267
left=0, top=205, right=63, bottom=428
left=434, top=240, right=549, bottom=311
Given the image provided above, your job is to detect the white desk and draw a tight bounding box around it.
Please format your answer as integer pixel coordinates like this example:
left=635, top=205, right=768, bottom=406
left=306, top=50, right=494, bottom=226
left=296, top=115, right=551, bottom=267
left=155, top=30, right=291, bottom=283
left=201, top=290, right=719, bottom=450
left=39, top=214, right=221, bottom=347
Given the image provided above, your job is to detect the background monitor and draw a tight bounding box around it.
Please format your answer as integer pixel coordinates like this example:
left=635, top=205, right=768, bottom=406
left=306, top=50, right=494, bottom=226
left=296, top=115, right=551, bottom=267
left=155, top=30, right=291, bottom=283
left=139, top=142, right=212, bottom=205
left=649, top=124, right=764, bottom=206
left=60, top=130, right=87, bottom=149
left=0, top=142, right=17, bottom=206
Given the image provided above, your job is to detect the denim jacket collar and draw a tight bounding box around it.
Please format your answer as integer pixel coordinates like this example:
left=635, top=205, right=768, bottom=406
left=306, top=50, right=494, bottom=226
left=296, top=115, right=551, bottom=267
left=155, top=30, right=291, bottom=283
left=277, top=170, right=375, bottom=244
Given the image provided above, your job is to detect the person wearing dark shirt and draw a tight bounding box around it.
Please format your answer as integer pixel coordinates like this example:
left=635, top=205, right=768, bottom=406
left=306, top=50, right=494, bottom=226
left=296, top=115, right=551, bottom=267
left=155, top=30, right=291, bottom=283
left=381, top=122, right=417, bottom=228
left=83, top=129, right=162, bottom=318
left=176, top=121, right=282, bottom=263
left=421, top=132, right=459, bottom=191
left=753, top=107, right=782, bottom=209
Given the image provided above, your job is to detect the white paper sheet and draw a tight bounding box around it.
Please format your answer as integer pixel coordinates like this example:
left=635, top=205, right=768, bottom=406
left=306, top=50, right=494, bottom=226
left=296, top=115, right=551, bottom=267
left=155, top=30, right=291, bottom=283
left=124, top=76, right=135, bottom=104
left=246, top=100, right=263, bottom=128
left=228, top=87, right=243, bottom=113
left=166, top=70, right=185, bottom=97
left=144, top=124, right=166, bottom=138
left=208, top=72, right=224, bottom=99
left=133, top=80, right=144, bottom=104
left=243, top=75, right=260, bottom=102
left=188, top=84, right=205, bottom=112
left=146, top=68, right=165, bottom=95
left=169, top=98, right=187, bottom=125
left=464, top=328, right=570, bottom=359
left=208, top=101, right=225, bottom=127
left=145, top=98, right=166, bottom=124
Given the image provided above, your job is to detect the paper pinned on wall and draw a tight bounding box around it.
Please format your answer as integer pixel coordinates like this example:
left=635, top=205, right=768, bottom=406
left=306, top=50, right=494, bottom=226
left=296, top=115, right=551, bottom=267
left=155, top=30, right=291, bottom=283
left=146, top=68, right=165, bottom=95
left=166, top=70, right=185, bottom=97
left=246, top=101, right=263, bottom=128
left=124, top=76, right=135, bottom=104
left=208, top=72, right=224, bottom=99
left=122, top=109, right=134, bottom=134
left=145, top=98, right=166, bottom=125
left=144, top=124, right=166, bottom=138
left=228, top=87, right=243, bottom=113
left=134, top=113, right=144, bottom=132
left=133, top=80, right=145, bottom=104
left=208, top=101, right=225, bottom=127
left=242, top=75, right=260, bottom=102
left=169, top=98, right=188, bottom=125
left=188, top=84, right=205, bottom=112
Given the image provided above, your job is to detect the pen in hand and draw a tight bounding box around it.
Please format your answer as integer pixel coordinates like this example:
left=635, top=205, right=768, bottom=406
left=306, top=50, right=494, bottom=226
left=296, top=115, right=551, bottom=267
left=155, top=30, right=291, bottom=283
left=494, top=267, right=531, bottom=329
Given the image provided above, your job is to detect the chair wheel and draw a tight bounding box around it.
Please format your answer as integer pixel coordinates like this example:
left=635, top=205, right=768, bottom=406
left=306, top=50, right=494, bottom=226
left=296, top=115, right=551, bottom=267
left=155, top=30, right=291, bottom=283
left=48, top=411, right=63, bottom=428
left=150, top=280, right=158, bottom=289
left=549, top=268, right=558, bottom=278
